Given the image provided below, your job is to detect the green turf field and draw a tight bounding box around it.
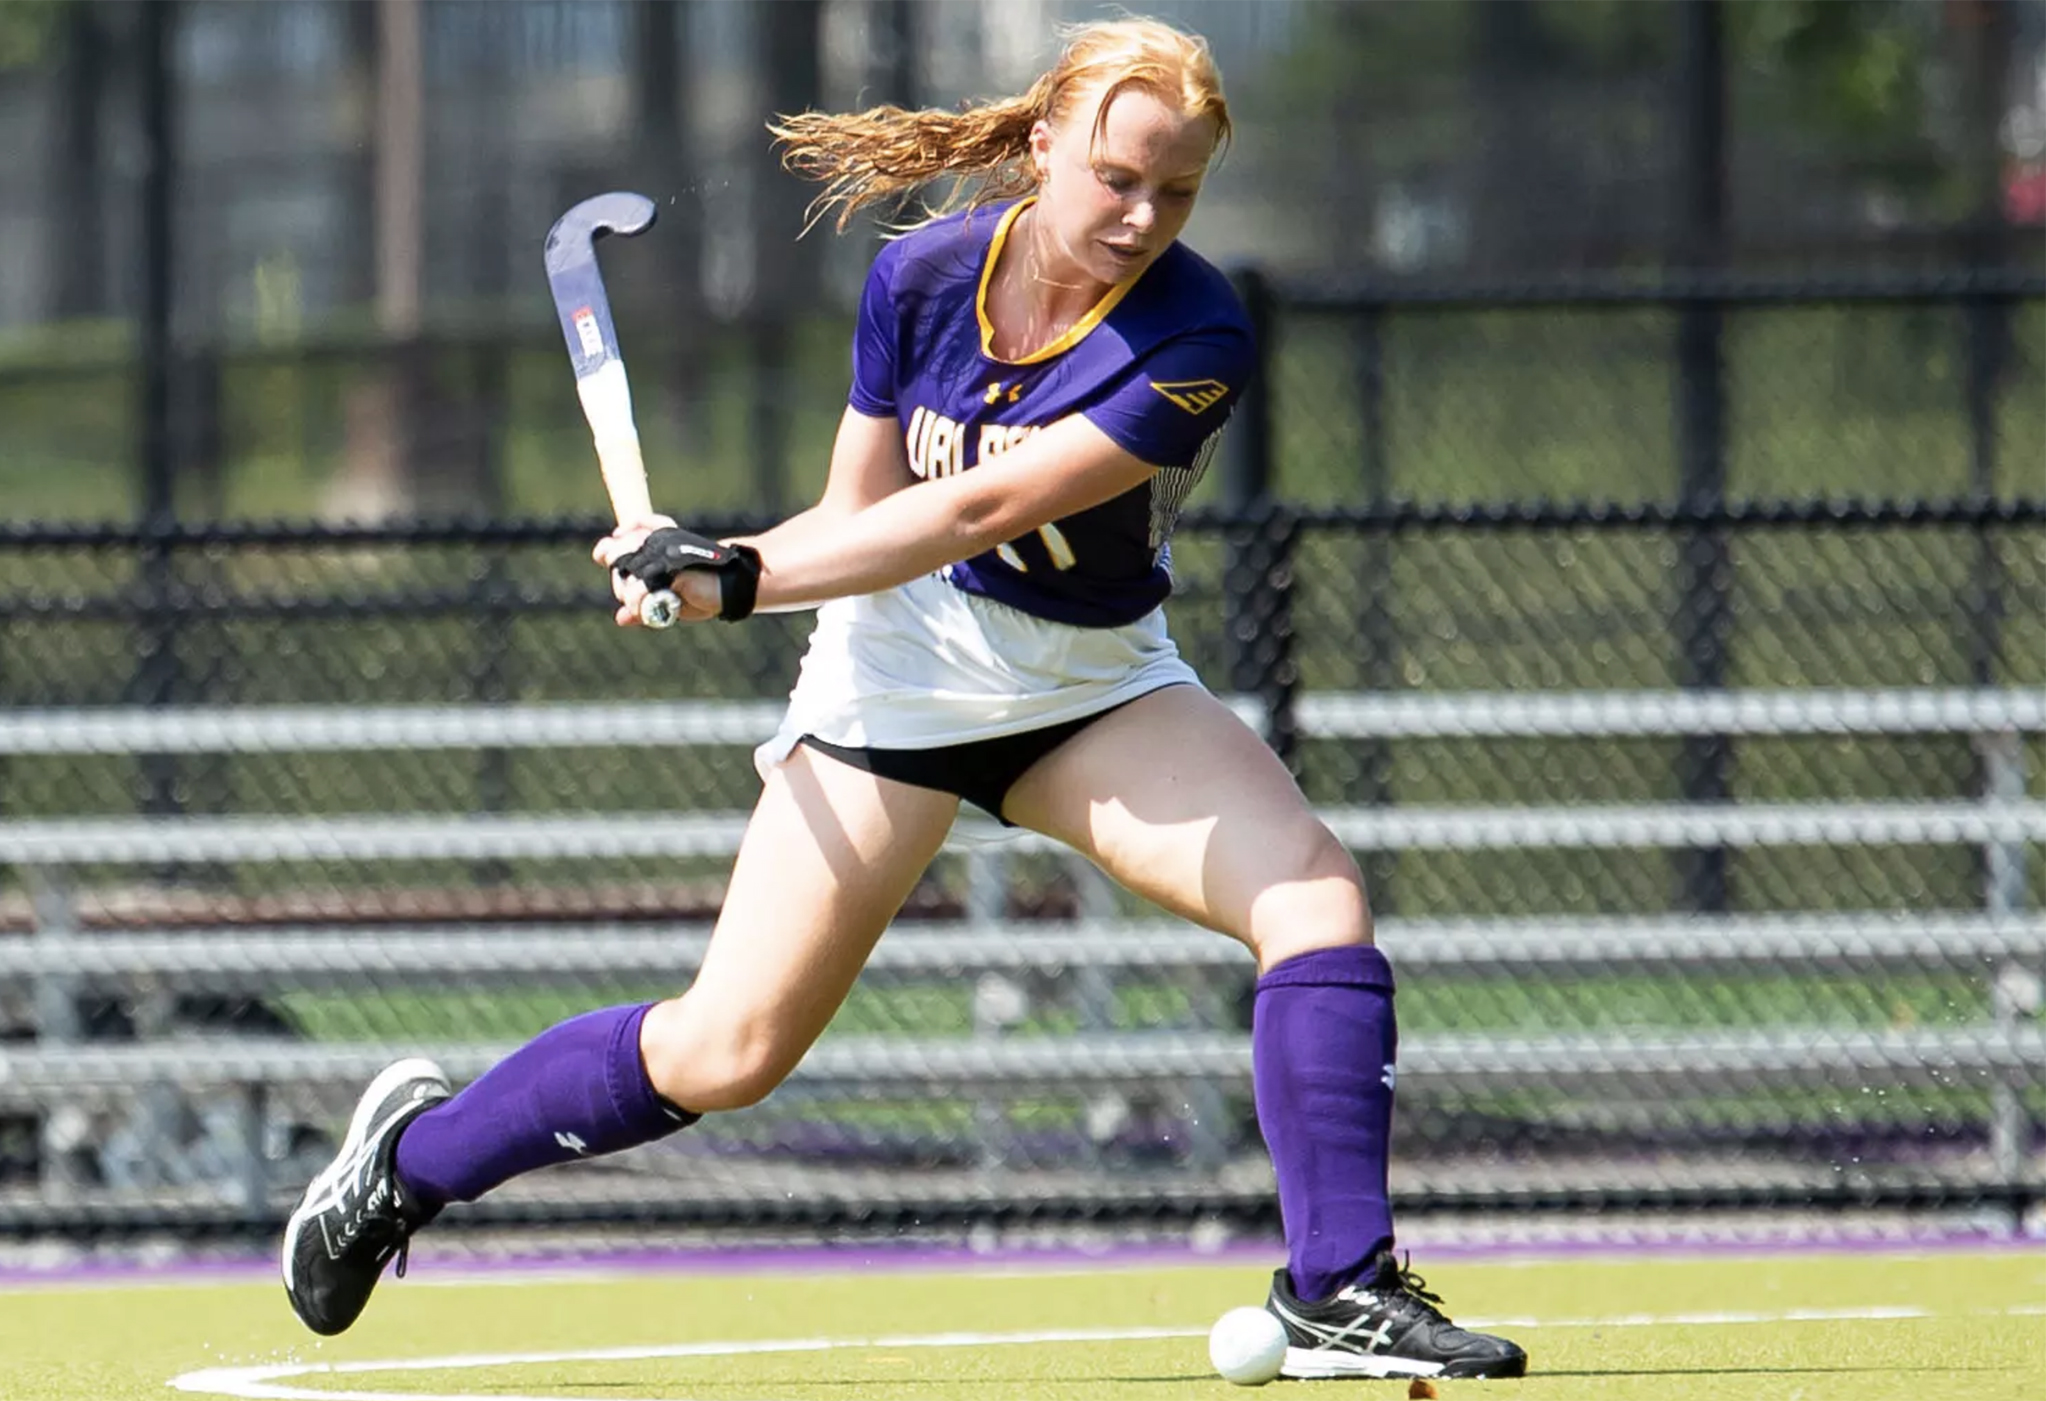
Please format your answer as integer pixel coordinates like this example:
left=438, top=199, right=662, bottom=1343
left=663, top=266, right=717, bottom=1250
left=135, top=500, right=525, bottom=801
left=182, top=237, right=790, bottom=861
left=2, top=1246, right=2040, bottom=1401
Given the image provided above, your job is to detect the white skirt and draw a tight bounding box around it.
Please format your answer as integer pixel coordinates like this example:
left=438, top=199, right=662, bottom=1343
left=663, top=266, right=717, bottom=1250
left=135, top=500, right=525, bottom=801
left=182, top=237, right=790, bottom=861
left=753, top=570, right=1203, bottom=782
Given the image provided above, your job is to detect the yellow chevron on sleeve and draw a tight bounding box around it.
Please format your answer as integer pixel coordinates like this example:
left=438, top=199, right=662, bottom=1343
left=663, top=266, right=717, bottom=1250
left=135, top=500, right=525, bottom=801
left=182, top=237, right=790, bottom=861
left=1149, top=378, right=1231, bottom=414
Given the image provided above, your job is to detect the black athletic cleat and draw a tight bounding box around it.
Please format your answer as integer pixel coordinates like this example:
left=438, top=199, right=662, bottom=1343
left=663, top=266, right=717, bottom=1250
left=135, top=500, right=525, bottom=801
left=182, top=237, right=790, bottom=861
left=1265, top=1250, right=1529, bottom=1380
left=281, top=1058, right=450, bottom=1335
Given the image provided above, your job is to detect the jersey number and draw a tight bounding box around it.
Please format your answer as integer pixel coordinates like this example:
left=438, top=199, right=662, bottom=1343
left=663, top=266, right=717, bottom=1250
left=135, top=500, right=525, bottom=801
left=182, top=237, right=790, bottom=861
left=996, top=523, right=1077, bottom=572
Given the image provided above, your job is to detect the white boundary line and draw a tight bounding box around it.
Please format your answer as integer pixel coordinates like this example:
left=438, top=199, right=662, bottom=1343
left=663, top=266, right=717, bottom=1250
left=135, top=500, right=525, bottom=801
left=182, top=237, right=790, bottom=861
left=167, top=1307, right=1999, bottom=1401
left=167, top=1327, right=1199, bottom=1401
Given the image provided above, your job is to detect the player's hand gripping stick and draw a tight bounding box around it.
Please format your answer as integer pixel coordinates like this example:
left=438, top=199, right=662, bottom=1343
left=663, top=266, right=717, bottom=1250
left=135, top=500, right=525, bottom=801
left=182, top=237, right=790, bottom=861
left=611, top=527, right=763, bottom=623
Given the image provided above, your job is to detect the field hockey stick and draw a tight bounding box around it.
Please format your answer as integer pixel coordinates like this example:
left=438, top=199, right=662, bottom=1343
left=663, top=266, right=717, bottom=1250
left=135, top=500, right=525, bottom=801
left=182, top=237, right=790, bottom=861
left=543, top=191, right=681, bottom=629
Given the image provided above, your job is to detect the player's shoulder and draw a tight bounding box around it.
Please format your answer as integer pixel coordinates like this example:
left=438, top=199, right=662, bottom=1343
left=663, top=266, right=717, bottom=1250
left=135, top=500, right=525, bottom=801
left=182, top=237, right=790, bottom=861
left=1116, top=241, right=1255, bottom=362
left=867, top=203, right=1003, bottom=298
left=1142, top=241, right=1250, bottom=327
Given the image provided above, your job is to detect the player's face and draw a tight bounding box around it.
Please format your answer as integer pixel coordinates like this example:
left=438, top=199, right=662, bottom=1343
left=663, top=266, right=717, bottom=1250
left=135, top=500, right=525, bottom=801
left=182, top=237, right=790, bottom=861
left=1032, top=84, right=1217, bottom=288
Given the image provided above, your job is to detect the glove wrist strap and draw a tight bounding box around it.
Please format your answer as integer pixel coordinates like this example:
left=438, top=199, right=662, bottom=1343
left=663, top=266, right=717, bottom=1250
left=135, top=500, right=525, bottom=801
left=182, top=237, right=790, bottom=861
left=718, top=544, right=762, bottom=622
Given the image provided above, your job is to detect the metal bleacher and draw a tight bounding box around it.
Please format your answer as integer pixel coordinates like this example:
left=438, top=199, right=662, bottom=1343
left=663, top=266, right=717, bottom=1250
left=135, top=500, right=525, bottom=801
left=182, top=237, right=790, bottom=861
left=1, top=688, right=2041, bottom=1225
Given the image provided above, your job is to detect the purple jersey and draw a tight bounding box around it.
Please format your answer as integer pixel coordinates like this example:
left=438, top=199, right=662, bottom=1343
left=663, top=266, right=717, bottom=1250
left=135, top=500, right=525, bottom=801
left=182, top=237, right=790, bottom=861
left=847, top=198, right=1255, bottom=628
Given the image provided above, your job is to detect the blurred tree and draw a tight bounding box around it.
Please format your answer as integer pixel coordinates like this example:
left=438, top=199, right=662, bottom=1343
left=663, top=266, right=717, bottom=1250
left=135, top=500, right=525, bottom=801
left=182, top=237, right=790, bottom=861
left=631, top=0, right=706, bottom=453
left=328, top=0, right=428, bottom=522
left=877, top=0, right=922, bottom=110
left=1728, top=0, right=1948, bottom=220
left=1948, top=0, right=2021, bottom=236
left=45, top=0, right=103, bottom=320
left=1241, top=0, right=1992, bottom=273
left=754, top=0, right=824, bottom=311
left=1470, top=0, right=1551, bottom=270
left=1231, top=0, right=1468, bottom=271
left=1732, top=0, right=1933, bottom=149
left=1948, top=0, right=2020, bottom=503
left=0, top=0, right=65, bottom=70
left=748, top=0, right=823, bottom=513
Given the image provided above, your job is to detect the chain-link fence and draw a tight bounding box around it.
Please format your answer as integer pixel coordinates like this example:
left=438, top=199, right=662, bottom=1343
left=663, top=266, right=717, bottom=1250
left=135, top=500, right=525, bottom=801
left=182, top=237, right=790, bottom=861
left=1, top=491, right=2041, bottom=1238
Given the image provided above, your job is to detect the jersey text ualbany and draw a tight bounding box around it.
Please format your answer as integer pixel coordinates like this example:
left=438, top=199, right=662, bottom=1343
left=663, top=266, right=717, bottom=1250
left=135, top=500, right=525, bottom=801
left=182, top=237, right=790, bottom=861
left=905, top=404, right=1041, bottom=481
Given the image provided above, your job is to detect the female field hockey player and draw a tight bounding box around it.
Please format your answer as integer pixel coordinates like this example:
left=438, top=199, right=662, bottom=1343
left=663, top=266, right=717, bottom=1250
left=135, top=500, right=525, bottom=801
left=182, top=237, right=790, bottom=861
left=282, top=18, right=1526, bottom=1381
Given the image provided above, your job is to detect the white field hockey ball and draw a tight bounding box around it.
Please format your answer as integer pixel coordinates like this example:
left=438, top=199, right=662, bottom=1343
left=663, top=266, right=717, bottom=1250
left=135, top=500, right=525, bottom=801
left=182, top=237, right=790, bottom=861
left=1208, top=1305, right=1288, bottom=1386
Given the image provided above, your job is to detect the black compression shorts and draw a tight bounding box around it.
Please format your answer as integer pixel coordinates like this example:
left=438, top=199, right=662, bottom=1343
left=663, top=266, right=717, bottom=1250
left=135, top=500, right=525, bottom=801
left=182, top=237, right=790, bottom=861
left=797, top=689, right=1174, bottom=824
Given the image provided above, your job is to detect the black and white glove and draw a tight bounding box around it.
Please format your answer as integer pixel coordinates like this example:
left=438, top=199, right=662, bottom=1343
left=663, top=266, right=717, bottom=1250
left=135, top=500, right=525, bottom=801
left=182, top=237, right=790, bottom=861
left=612, top=527, right=762, bottom=623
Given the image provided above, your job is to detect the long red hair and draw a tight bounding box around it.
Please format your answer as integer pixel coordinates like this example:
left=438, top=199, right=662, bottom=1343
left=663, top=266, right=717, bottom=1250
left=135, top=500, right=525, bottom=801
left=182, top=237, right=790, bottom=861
left=768, top=17, right=1231, bottom=234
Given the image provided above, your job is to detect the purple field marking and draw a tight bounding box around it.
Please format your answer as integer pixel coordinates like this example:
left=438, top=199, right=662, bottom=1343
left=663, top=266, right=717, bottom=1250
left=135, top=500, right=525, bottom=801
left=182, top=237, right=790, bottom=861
left=3, top=1225, right=2041, bottom=1290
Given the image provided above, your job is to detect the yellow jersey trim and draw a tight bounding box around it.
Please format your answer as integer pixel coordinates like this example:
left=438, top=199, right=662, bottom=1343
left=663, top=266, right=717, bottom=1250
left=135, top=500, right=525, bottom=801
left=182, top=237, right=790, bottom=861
left=976, top=198, right=1140, bottom=366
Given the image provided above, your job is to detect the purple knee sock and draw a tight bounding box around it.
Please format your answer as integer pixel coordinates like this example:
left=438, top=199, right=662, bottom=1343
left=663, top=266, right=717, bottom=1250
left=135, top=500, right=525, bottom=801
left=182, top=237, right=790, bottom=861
left=1253, top=944, right=1399, bottom=1302
left=393, top=1002, right=695, bottom=1211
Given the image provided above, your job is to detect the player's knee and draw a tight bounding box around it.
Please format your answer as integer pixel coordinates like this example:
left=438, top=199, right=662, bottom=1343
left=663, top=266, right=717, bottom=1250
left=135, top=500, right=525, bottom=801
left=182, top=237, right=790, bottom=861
left=693, top=1050, right=791, bottom=1111
left=707, top=1038, right=793, bottom=1112
left=1244, top=825, right=1372, bottom=965
left=638, top=997, right=800, bottom=1112
left=648, top=1031, right=793, bottom=1113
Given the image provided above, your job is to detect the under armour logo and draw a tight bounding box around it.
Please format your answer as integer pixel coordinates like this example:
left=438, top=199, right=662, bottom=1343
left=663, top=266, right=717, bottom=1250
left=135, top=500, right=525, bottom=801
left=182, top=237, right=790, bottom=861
left=983, top=381, right=1023, bottom=405
left=1382, top=1063, right=1397, bottom=1091
left=554, top=1131, right=589, bottom=1155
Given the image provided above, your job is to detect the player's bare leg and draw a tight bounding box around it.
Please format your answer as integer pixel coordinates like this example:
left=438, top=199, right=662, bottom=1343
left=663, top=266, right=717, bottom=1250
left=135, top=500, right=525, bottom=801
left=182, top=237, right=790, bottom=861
left=1003, top=684, right=1368, bottom=968
left=1004, top=684, right=1527, bottom=1380
left=284, top=745, right=956, bottom=1335
left=638, top=744, right=960, bottom=1110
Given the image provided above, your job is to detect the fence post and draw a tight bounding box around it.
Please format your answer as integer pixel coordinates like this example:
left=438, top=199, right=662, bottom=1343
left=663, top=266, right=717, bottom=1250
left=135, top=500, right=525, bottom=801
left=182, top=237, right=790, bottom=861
left=1984, top=727, right=2035, bottom=1201
left=136, top=0, right=175, bottom=533
left=1355, top=305, right=1394, bottom=705
left=134, top=0, right=185, bottom=859
left=28, top=869, right=87, bottom=1198
left=1967, top=277, right=2031, bottom=1208
left=1354, top=303, right=1399, bottom=912
left=747, top=0, right=822, bottom=518
left=1223, top=269, right=1298, bottom=772
left=749, top=317, right=791, bottom=517
left=470, top=343, right=514, bottom=886
left=1672, top=0, right=1731, bottom=915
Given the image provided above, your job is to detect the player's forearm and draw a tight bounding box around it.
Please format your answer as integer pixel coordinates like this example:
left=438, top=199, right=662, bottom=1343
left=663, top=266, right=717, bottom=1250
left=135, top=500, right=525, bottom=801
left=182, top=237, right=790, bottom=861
left=729, top=455, right=908, bottom=563
left=748, top=478, right=1011, bottom=610
left=728, top=501, right=851, bottom=561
